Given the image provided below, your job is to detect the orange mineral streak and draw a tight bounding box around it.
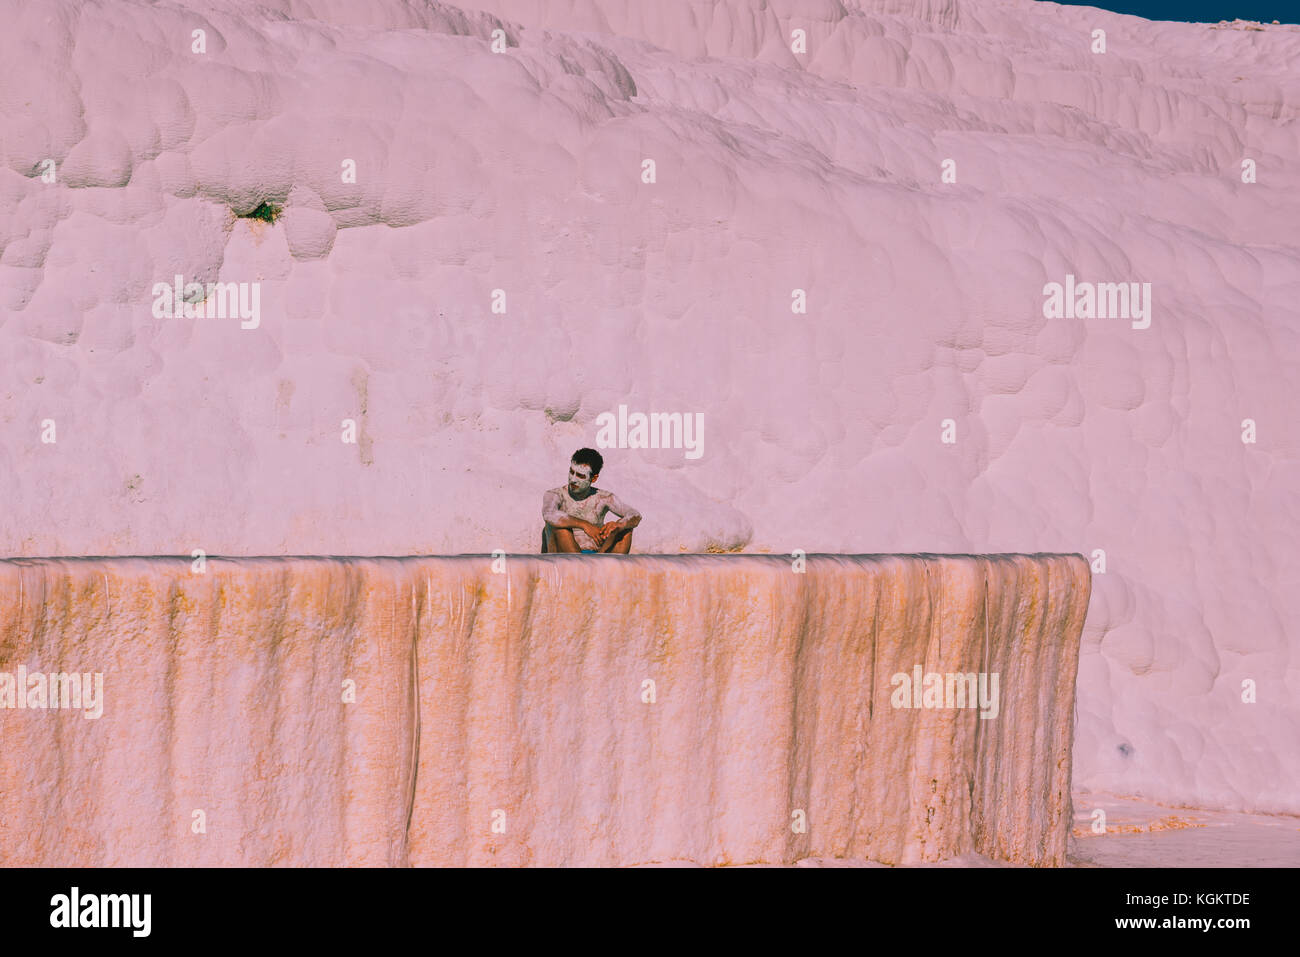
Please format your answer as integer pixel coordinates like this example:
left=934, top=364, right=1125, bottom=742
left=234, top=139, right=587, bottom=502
left=1073, top=816, right=1207, bottom=838
left=0, top=554, right=1089, bottom=866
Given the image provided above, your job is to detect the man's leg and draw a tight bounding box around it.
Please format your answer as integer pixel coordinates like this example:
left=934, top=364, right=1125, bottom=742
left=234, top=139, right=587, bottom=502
left=598, top=528, right=633, bottom=554
left=545, top=525, right=581, bottom=553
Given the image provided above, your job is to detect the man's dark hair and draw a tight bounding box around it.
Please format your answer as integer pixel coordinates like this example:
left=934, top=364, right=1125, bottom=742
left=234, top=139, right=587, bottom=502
left=571, top=448, right=603, bottom=475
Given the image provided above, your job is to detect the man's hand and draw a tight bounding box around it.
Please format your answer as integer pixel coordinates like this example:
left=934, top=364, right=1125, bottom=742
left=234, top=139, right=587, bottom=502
left=578, top=520, right=606, bottom=544
left=598, top=521, right=622, bottom=543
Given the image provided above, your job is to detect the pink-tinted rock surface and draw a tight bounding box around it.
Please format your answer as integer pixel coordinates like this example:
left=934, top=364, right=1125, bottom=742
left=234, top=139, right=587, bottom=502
left=0, top=554, right=1088, bottom=866
left=0, top=0, right=1296, bottom=823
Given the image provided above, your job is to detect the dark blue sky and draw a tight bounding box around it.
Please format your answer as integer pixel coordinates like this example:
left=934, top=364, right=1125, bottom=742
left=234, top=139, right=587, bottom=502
left=1044, top=0, right=1298, bottom=24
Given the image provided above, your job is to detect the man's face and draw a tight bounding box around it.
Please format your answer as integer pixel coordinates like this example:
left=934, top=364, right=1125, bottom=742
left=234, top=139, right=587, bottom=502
left=568, top=462, right=595, bottom=494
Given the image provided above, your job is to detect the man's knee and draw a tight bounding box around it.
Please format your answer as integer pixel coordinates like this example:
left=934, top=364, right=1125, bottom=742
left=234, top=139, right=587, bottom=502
left=546, top=525, right=580, bottom=553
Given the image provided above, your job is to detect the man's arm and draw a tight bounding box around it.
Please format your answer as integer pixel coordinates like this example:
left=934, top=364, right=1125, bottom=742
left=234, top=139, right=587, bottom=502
left=601, top=492, right=641, bottom=531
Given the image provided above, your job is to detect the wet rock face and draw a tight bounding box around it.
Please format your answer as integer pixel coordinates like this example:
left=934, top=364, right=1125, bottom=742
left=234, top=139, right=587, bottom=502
left=0, top=554, right=1088, bottom=866
left=1, top=1, right=1295, bottom=816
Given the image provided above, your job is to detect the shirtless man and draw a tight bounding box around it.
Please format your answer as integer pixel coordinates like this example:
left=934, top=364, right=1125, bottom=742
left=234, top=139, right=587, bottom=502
left=541, top=448, right=641, bottom=553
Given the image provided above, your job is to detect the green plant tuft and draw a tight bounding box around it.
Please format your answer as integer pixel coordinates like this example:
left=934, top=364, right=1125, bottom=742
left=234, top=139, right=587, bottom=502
left=239, top=201, right=282, bottom=223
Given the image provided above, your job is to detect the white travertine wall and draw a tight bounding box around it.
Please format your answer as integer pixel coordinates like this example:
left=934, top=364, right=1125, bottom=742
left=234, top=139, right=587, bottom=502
left=0, top=554, right=1089, bottom=866
left=0, top=0, right=1295, bottom=815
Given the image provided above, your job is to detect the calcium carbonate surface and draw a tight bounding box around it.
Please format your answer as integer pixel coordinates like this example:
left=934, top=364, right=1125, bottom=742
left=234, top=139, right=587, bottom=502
left=0, top=0, right=1296, bottom=817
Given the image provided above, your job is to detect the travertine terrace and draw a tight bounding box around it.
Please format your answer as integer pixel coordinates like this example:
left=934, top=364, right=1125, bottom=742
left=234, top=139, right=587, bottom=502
left=0, top=554, right=1088, bottom=866
left=1, top=0, right=1296, bottom=828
